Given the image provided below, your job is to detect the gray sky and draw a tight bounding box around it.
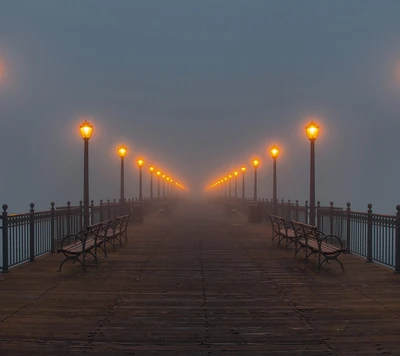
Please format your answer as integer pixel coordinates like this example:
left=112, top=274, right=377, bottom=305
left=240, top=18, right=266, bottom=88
left=1, top=0, right=400, bottom=213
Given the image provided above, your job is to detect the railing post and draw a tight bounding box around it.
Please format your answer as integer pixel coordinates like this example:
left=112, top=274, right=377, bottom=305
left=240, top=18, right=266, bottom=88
left=90, top=200, right=94, bottom=225
left=67, top=201, right=71, bottom=236
left=305, top=200, right=309, bottom=224
left=29, top=203, right=35, bottom=262
left=287, top=200, right=291, bottom=220
left=329, top=201, right=334, bottom=236
left=366, top=203, right=373, bottom=263
left=79, top=200, right=83, bottom=232
left=2, top=204, right=9, bottom=273
left=395, top=205, right=400, bottom=272
left=50, top=202, right=55, bottom=253
left=346, top=202, right=351, bottom=253
left=316, top=201, right=321, bottom=228
left=107, top=199, right=111, bottom=220
left=99, top=199, right=103, bottom=222
left=295, top=200, right=299, bottom=222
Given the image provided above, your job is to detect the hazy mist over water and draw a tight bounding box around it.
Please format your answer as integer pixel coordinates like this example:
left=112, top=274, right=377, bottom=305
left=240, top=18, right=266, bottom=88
left=1, top=1, right=400, bottom=214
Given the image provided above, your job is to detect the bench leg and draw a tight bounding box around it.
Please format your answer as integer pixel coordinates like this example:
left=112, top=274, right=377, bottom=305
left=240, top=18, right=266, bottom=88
left=57, top=258, right=69, bottom=272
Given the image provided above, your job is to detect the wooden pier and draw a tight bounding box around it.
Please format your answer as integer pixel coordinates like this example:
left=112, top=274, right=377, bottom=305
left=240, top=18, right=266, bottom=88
left=1, top=202, right=400, bottom=355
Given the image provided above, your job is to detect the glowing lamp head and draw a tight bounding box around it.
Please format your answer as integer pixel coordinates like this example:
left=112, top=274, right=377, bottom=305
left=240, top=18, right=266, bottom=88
left=79, top=120, right=93, bottom=140
left=149, top=166, right=154, bottom=173
left=234, top=171, right=238, bottom=176
left=117, top=145, right=127, bottom=158
left=306, top=121, right=319, bottom=141
left=157, top=171, right=161, bottom=176
left=228, top=174, right=232, bottom=179
left=270, top=145, right=279, bottom=159
left=241, top=166, right=246, bottom=173
left=252, top=159, right=259, bottom=168
left=224, top=177, right=227, bottom=181
left=162, top=174, right=165, bottom=179
left=167, top=177, right=170, bottom=181
left=137, top=159, right=144, bottom=167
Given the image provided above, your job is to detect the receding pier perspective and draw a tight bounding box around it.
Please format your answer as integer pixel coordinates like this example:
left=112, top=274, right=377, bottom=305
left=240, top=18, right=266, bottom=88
left=2, top=2, right=400, bottom=355
left=1, top=199, right=400, bottom=355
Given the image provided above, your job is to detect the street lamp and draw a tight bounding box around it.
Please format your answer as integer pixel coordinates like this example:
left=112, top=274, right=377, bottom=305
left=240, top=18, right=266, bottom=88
left=166, top=177, right=170, bottom=197
left=224, top=177, right=228, bottom=197
left=162, top=174, right=166, bottom=199
left=228, top=174, right=232, bottom=198
left=270, top=145, right=279, bottom=214
left=306, top=121, right=319, bottom=225
left=137, top=159, right=144, bottom=201
left=118, top=145, right=127, bottom=213
left=156, top=171, right=161, bottom=199
left=79, top=120, right=93, bottom=227
left=234, top=171, right=238, bottom=199
left=252, top=159, right=259, bottom=201
left=149, top=166, right=154, bottom=200
left=241, top=166, right=246, bottom=200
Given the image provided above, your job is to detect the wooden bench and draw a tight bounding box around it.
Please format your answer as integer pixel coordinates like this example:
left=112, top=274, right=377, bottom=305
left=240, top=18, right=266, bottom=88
left=101, top=214, right=130, bottom=251
left=269, top=214, right=299, bottom=248
left=291, top=220, right=346, bottom=271
left=57, top=214, right=131, bottom=271
left=57, top=222, right=106, bottom=272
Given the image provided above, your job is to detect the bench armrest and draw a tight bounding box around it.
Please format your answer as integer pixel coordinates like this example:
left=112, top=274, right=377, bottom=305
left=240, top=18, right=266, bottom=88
left=319, top=234, right=344, bottom=249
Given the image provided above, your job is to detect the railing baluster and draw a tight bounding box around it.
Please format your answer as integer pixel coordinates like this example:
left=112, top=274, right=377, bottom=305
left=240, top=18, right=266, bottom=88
left=367, top=204, right=373, bottom=263
left=29, top=203, right=35, bottom=262
left=346, top=202, right=351, bottom=253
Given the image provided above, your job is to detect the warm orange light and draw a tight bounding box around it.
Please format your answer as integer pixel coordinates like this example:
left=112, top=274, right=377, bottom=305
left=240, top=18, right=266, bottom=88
left=157, top=171, right=161, bottom=176
left=149, top=166, right=154, bottom=172
left=234, top=171, right=238, bottom=176
left=270, top=145, right=279, bottom=159
left=306, top=121, right=319, bottom=141
left=228, top=174, right=232, bottom=179
left=79, top=120, right=93, bottom=140
left=241, top=166, right=246, bottom=173
left=167, top=177, right=170, bottom=181
left=224, top=177, right=227, bottom=181
left=137, top=159, right=144, bottom=167
left=162, top=174, right=166, bottom=179
left=118, top=145, right=127, bottom=158
left=252, top=159, right=259, bottom=168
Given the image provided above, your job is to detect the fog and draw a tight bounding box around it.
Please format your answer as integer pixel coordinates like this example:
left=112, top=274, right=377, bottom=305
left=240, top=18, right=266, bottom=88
left=1, top=0, right=400, bottom=214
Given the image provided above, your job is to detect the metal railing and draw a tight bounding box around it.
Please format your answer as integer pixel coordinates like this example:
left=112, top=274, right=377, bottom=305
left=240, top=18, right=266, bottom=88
left=264, top=199, right=400, bottom=271
left=0, top=197, right=177, bottom=272
left=213, top=196, right=400, bottom=271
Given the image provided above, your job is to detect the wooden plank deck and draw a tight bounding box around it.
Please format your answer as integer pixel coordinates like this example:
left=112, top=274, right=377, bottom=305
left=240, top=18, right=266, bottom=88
left=1, top=201, right=400, bottom=355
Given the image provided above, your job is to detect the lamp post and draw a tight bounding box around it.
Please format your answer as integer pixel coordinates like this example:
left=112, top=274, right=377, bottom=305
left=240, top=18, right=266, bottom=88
left=224, top=177, right=228, bottom=197
left=306, top=121, right=319, bottom=226
left=234, top=171, right=238, bottom=199
left=137, top=159, right=144, bottom=201
left=270, top=145, right=279, bottom=214
left=118, top=145, right=127, bottom=213
left=228, top=174, right=232, bottom=198
left=79, top=120, right=93, bottom=227
left=170, top=179, right=173, bottom=197
left=156, top=171, right=161, bottom=199
left=252, top=159, right=259, bottom=201
left=149, top=166, right=154, bottom=200
left=241, top=166, right=246, bottom=200
left=166, top=177, right=170, bottom=197
left=162, top=174, right=166, bottom=199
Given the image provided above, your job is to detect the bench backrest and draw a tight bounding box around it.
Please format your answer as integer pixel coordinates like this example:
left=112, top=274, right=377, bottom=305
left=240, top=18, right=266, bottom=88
left=269, top=214, right=286, bottom=231
left=291, top=221, right=321, bottom=241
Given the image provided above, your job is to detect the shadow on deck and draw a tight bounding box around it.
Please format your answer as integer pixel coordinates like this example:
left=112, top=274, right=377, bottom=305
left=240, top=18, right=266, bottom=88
left=1, top=201, right=400, bottom=355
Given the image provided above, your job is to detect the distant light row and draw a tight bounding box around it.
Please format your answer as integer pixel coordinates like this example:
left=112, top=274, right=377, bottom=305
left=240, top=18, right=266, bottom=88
left=79, top=120, right=188, bottom=191
left=205, top=121, right=319, bottom=190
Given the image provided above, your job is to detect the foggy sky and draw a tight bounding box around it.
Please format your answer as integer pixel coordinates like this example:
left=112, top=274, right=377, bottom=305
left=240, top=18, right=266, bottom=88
left=1, top=0, right=400, bottom=214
